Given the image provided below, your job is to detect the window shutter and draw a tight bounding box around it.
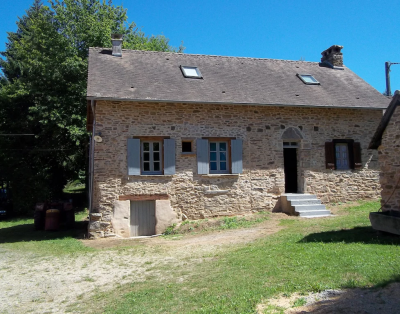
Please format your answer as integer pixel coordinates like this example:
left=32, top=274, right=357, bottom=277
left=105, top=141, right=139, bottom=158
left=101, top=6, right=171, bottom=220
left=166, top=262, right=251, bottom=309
left=353, top=142, right=362, bottom=169
left=325, top=142, right=335, bottom=170
left=231, top=139, right=243, bottom=174
left=127, top=139, right=140, bottom=175
left=163, top=139, right=176, bottom=175
left=196, top=139, right=209, bottom=174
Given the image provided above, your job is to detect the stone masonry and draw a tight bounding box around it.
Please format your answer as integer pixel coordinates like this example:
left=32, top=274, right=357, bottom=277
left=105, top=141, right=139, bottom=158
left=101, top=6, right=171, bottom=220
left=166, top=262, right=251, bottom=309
left=90, top=100, right=382, bottom=237
left=378, top=105, right=400, bottom=211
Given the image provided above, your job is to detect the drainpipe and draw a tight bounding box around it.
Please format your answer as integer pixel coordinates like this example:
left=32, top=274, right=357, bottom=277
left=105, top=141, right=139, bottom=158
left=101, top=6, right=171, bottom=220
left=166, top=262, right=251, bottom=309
left=89, top=99, right=96, bottom=214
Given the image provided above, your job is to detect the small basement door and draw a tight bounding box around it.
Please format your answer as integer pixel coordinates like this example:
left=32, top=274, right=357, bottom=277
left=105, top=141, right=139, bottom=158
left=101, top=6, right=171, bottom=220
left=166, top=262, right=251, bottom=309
left=130, top=201, right=156, bottom=236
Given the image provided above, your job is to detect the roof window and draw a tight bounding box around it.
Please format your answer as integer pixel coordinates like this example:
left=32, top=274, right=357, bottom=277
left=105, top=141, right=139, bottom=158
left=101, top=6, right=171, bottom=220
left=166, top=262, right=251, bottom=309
left=180, top=66, right=202, bottom=79
left=297, top=74, right=320, bottom=85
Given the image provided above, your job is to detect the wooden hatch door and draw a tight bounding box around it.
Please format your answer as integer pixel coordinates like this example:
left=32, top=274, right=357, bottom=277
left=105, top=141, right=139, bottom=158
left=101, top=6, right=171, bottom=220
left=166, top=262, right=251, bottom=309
left=130, top=201, right=156, bottom=236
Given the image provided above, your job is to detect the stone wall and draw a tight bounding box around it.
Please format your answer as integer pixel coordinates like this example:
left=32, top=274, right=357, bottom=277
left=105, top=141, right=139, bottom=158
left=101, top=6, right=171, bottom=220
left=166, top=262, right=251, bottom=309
left=90, top=101, right=382, bottom=237
left=378, top=105, right=400, bottom=211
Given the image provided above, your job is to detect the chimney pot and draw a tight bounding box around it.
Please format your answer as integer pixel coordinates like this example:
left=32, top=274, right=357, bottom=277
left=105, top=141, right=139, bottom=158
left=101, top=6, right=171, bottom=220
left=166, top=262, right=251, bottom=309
left=321, top=45, right=343, bottom=67
left=111, top=34, right=123, bottom=57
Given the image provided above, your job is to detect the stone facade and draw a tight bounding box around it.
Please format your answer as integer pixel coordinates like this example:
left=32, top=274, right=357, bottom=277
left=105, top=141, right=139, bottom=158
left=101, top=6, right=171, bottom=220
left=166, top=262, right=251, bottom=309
left=378, top=105, right=400, bottom=211
left=90, top=100, right=382, bottom=237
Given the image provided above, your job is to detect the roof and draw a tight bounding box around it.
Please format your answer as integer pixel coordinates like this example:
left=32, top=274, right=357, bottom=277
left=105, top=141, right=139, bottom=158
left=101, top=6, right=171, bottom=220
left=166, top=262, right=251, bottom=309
left=369, top=91, right=400, bottom=149
left=87, top=48, right=389, bottom=109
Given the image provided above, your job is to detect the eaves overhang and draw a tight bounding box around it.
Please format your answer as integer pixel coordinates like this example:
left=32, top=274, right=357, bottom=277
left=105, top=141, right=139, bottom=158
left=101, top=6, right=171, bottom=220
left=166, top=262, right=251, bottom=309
left=369, top=91, right=400, bottom=149
left=86, top=96, right=388, bottom=111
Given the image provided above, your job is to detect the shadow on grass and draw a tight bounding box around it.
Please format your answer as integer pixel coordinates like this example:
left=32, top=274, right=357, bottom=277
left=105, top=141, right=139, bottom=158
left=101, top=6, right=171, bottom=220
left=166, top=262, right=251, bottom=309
left=295, top=277, right=400, bottom=314
left=0, top=221, right=88, bottom=244
left=299, top=226, right=400, bottom=245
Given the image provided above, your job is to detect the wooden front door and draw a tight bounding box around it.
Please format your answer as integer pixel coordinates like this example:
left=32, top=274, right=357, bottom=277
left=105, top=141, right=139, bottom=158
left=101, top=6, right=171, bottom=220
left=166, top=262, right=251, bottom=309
left=130, top=201, right=156, bottom=236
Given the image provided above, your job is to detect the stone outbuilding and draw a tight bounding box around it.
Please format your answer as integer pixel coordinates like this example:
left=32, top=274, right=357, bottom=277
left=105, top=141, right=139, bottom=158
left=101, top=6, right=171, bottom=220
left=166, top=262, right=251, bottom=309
left=369, top=91, right=400, bottom=211
left=86, top=43, right=389, bottom=238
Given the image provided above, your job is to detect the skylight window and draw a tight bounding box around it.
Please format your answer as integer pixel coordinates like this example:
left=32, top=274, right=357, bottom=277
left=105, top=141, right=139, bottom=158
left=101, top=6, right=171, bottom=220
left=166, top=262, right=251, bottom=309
left=297, top=74, right=320, bottom=85
left=180, top=66, right=202, bottom=79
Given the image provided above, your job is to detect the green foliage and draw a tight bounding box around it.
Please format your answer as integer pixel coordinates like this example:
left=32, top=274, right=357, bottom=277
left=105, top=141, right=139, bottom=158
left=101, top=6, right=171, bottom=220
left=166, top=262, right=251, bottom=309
left=0, top=0, right=182, bottom=214
left=292, top=297, right=307, bottom=307
left=163, top=223, right=177, bottom=235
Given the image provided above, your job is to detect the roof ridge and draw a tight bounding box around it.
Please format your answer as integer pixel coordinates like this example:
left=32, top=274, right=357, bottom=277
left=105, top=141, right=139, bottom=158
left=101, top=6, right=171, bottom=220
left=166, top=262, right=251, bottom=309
left=89, top=47, right=320, bottom=64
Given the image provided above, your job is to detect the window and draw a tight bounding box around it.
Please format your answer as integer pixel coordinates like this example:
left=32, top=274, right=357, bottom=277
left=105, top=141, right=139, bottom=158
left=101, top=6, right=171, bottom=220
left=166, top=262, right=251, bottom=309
left=325, top=140, right=361, bottom=170
left=283, top=142, right=299, bottom=148
left=209, top=142, right=229, bottom=173
left=180, top=66, right=202, bottom=79
left=196, top=138, right=243, bottom=175
left=335, top=143, right=349, bottom=170
left=142, top=141, right=162, bottom=174
left=182, top=141, right=193, bottom=153
left=297, top=73, right=320, bottom=85
left=127, top=138, right=175, bottom=175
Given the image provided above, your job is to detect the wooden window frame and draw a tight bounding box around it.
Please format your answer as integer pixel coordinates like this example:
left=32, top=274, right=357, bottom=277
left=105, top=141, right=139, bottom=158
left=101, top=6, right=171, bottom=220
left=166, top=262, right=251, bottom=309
left=208, top=140, right=231, bottom=174
left=141, top=140, right=163, bottom=175
left=325, top=139, right=361, bottom=170
left=335, top=143, right=350, bottom=170
left=132, top=136, right=170, bottom=175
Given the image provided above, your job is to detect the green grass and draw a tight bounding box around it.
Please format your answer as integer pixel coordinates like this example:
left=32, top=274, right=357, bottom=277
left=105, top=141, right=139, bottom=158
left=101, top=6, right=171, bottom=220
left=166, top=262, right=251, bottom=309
left=163, top=211, right=270, bottom=236
left=0, top=210, right=93, bottom=255
left=77, top=200, right=400, bottom=314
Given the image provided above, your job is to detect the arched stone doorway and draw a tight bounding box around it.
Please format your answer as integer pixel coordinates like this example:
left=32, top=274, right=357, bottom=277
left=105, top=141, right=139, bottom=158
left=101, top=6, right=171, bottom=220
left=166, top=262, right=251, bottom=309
left=281, top=127, right=304, bottom=193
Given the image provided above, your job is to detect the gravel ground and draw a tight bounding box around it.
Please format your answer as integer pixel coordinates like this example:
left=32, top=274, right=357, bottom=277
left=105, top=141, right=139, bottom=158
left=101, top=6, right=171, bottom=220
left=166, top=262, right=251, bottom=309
left=0, top=218, right=282, bottom=314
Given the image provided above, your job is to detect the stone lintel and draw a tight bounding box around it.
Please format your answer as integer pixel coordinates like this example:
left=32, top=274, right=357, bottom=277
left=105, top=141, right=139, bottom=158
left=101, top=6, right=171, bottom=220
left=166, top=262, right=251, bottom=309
left=119, top=194, right=169, bottom=201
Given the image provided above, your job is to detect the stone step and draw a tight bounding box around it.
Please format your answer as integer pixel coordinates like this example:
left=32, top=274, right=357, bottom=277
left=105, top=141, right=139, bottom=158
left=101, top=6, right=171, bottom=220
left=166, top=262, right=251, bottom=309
left=290, top=199, right=322, bottom=206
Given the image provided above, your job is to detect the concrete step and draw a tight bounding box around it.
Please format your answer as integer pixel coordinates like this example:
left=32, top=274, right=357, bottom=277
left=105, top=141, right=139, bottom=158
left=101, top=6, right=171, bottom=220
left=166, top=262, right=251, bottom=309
left=290, top=199, right=322, bottom=206
left=284, top=194, right=318, bottom=201
left=293, top=204, right=327, bottom=212
left=281, top=193, right=332, bottom=217
left=297, top=210, right=332, bottom=217
left=293, top=204, right=332, bottom=217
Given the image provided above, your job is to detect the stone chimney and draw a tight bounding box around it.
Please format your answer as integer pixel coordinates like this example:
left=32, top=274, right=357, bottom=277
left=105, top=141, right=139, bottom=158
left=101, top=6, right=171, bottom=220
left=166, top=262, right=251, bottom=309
left=111, top=34, right=123, bottom=57
left=321, top=45, right=343, bottom=67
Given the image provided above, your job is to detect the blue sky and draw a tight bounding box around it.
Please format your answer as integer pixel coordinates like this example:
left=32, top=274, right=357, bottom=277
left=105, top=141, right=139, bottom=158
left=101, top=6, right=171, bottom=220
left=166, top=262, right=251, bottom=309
left=1, top=0, right=399, bottom=94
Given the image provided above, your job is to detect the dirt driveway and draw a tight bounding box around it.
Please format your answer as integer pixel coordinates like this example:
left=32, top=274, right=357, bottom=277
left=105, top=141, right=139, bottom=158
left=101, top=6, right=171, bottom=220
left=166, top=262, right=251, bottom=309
left=0, top=216, right=283, bottom=314
left=0, top=213, right=398, bottom=314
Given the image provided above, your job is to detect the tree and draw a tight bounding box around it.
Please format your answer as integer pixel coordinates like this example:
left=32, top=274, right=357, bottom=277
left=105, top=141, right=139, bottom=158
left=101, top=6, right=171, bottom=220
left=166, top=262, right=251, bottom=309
left=0, top=0, right=183, bottom=214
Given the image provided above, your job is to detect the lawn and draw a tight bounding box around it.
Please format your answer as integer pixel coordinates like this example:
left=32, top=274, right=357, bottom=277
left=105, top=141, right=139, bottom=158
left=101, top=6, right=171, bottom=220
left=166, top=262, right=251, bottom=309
left=0, top=210, right=92, bottom=255
left=76, top=200, right=400, bottom=314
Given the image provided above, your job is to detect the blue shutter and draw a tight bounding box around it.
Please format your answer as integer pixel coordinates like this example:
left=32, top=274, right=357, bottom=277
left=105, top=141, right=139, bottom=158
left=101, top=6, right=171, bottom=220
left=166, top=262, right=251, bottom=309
left=196, top=139, right=209, bottom=174
left=127, top=139, right=140, bottom=175
left=163, top=139, right=176, bottom=175
left=231, top=139, right=243, bottom=174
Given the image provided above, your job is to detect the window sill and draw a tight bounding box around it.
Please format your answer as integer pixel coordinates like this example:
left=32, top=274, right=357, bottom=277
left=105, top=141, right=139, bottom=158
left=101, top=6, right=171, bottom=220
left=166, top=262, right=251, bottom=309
left=181, top=152, right=196, bottom=156
left=128, top=175, right=174, bottom=178
left=201, top=174, right=240, bottom=177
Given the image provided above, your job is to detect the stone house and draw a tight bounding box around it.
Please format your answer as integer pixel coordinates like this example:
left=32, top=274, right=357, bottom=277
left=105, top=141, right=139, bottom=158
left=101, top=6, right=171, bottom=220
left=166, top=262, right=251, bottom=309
left=87, top=43, right=389, bottom=238
left=369, top=91, right=400, bottom=211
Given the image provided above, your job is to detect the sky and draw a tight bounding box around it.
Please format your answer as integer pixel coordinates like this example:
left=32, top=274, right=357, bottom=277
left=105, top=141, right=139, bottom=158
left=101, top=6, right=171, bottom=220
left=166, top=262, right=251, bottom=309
left=0, top=0, right=399, bottom=94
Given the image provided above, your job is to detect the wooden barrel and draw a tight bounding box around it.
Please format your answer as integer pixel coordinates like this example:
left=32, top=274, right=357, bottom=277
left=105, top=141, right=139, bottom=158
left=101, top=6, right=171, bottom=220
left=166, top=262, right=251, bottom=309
left=45, top=209, right=60, bottom=231
left=34, top=210, right=46, bottom=230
